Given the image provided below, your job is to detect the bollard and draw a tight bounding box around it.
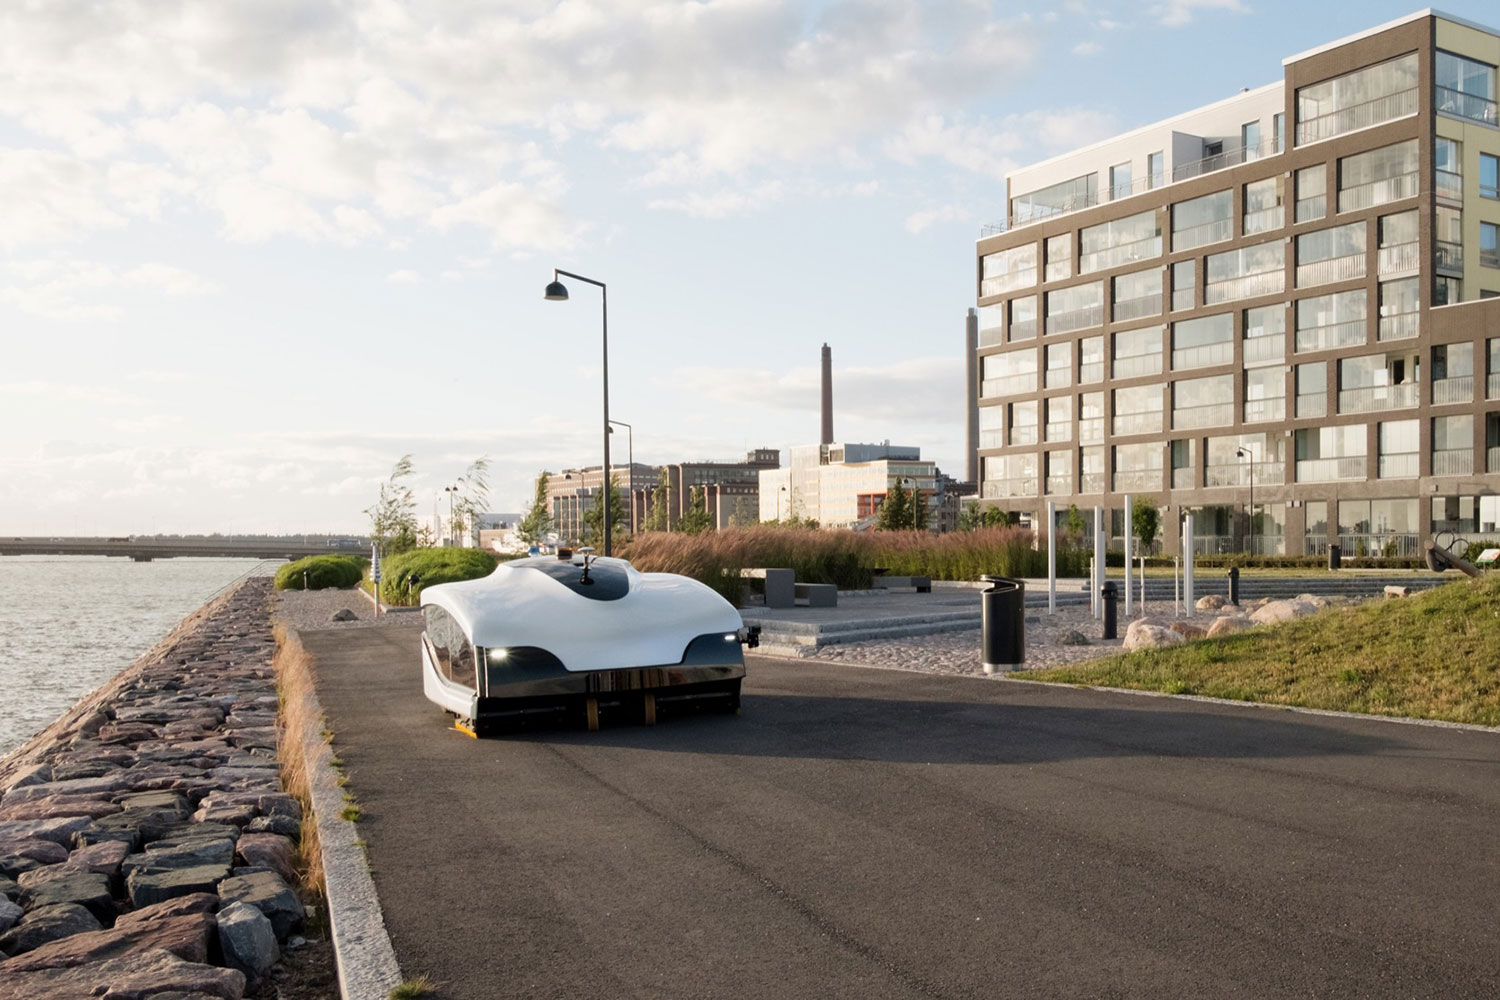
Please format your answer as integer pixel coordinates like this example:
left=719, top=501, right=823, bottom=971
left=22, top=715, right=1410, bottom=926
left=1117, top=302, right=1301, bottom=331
left=1227, top=566, right=1240, bottom=605
left=979, top=576, right=1025, bottom=674
left=1101, top=581, right=1118, bottom=640
left=302, top=570, right=309, bottom=591
left=407, top=571, right=422, bottom=599
left=1328, top=544, right=1341, bottom=571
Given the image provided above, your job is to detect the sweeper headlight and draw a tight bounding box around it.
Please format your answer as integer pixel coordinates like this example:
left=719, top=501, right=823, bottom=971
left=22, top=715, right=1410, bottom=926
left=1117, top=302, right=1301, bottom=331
left=488, top=648, right=509, bottom=662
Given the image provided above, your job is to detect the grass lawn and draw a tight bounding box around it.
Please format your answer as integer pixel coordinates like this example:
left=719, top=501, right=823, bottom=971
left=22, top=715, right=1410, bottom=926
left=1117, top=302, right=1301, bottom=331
left=1023, top=573, right=1500, bottom=726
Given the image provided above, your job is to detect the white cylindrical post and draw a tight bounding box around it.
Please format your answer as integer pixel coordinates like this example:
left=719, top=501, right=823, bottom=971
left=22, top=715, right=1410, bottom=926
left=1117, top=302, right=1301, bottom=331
left=1139, top=554, right=1146, bottom=612
left=1093, top=505, right=1105, bottom=620
left=1183, top=514, right=1195, bottom=617
left=1174, top=556, right=1180, bottom=616
left=1047, top=501, right=1057, bottom=614
left=1124, top=494, right=1133, bottom=619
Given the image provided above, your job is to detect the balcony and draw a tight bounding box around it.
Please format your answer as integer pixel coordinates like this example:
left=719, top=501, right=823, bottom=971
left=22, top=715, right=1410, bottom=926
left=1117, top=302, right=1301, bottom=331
left=1204, top=270, right=1284, bottom=306
left=1296, top=393, right=1328, bottom=419
left=1045, top=475, right=1072, bottom=496
left=1008, top=318, right=1037, bottom=341
left=1433, top=449, right=1474, bottom=476
left=983, top=478, right=1038, bottom=499
left=1079, top=235, right=1162, bottom=275
left=1113, top=412, right=1162, bottom=436
left=981, top=375, right=1036, bottom=398
left=1113, top=295, right=1162, bottom=323
left=1338, top=382, right=1418, bottom=414
left=1297, top=254, right=1366, bottom=288
left=1436, top=241, right=1464, bottom=274
left=1377, top=313, right=1419, bottom=342
left=1435, top=85, right=1499, bottom=126
left=1295, top=196, right=1327, bottom=224
left=1296, top=87, right=1417, bottom=145
left=1378, top=452, right=1419, bottom=478
left=1172, top=467, right=1196, bottom=490
left=1338, top=532, right=1419, bottom=558
left=1009, top=425, right=1039, bottom=447
left=1044, top=421, right=1072, bottom=443
left=1045, top=369, right=1073, bottom=391
left=1243, top=206, right=1283, bottom=236
left=1243, top=397, right=1286, bottom=423
left=1173, top=219, right=1232, bottom=253
left=1046, top=305, right=1103, bottom=336
left=1338, top=172, right=1418, bottom=213
left=981, top=269, right=1037, bottom=298
left=1490, top=372, right=1500, bottom=399
left=1243, top=336, right=1285, bottom=366
left=978, top=429, right=1003, bottom=448
left=1078, top=417, right=1104, bottom=442
left=1296, top=456, right=1367, bottom=482
left=1207, top=462, right=1286, bottom=487
left=1489, top=446, right=1500, bottom=473
left=1435, top=168, right=1463, bottom=202
left=1172, top=342, right=1233, bottom=371
left=1078, top=361, right=1104, bottom=384
left=1431, top=375, right=1473, bottom=406
left=1296, top=319, right=1366, bottom=353
left=1172, top=403, right=1233, bottom=430
left=1113, top=354, right=1162, bottom=380
left=1079, top=473, right=1105, bottom=494
left=1377, top=242, right=1419, bottom=275
left=1114, top=470, right=1163, bottom=492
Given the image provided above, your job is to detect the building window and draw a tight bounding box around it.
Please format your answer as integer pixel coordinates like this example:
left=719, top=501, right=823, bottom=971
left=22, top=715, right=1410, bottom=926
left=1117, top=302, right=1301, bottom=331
left=1436, top=204, right=1463, bottom=274
left=1242, top=120, right=1262, bottom=161
left=1338, top=353, right=1418, bottom=414
left=1377, top=277, right=1420, bottom=342
left=1296, top=221, right=1366, bottom=287
left=1079, top=391, right=1104, bottom=443
left=981, top=244, right=1038, bottom=297
left=1377, top=209, right=1419, bottom=277
left=1046, top=450, right=1072, bottom=495
left=1295, top=424, right=1367, bottom=482
left=981, top=348, right=1037, bottom=398
left=1045, top=395, right=1073, bottom=443
left=1490, top=338, right=1500, bottom=400
left=1295, top=53, right=1418, bottom=145
left=1009, top=399, right=1039, bottom=446
left=1010, top=295, right=1038, bottom=340
left=1482, top=153, right=1499, bottom=200
left=1432, top=342, right=1474, bottom=405
left=1244, top=304, right=1286, bottom=366
left=1296, top=164, right=1327, bottom=223
left=1434, top=275, right=1461, bottom=307
left=1244, top=367, right=1285, bottom=423
left=1338, top=139, right=1418, bottom=213
left=1296, top=361, right=1327, bottom=419
left=983, top=454, right=1038, bottom=499
left=1045, top=281, right=1104, bottom=335
left=1172, top=190, right=1232, bottom=251
left=1481, top=222, right=1500, bottom=269
left=1305, top=500, right=1329, bottom=554
left=1079, top=336, right=1104, bottom=384
left=1171, top=438, right=1196, bottom=490
left=1295, top=290, right=1366, bottom=353
left=1113, top=383, right=1163, bottom=437
left=1273, top=112, right=1285, bottom=153
left=1172, top=259, right=1195, bottom=312
left=1173, top=373, right=1234, bottom=430
left=1432, top=414, right=1475, bottom=476
left=1435, top=137, right=1462, bottom=202
left=1378, top=419, right=1419, bottom=478
left=1147, top=151, right=1164, bottom=189
left=1011, top=174, right=1098, bottom=227
left=1045, top=341, right=1073, bottom=390
left=1243, top=177, right=1283, bottom=236
left=1205, top=240, right=1285, bottom=305
left=977, top=303, right=1004, bottom=347
left=1339, top=498, right=1419, bottom=558
left=1110, top=161, right=1133, bottom=200
left=978, top=404, right=1003, bottom=448
left=1113, top=268, right=1162, bottom=322
left=1079, top=209, right=1162, bottom=273
left=1172, top=313, right=1234, bottom=370
left=1113, top=442, right=1163, bottom=492
left=1079, top=445, right=1104, bottom=493
left=1113, top=325, right=1163, bottom=379
left=1435, top=50, right=1498, bottom=126
left=1045, top=233, right=1073, bottom=282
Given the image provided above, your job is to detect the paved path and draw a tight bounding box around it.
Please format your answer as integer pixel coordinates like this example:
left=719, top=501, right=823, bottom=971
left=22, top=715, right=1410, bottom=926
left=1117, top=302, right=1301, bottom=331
left=301, top=626, right=1500, bottom=1000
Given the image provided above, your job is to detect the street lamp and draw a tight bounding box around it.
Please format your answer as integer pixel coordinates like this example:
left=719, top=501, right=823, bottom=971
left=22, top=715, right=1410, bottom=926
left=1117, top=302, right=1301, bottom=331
left=608, top=420, right=633, bottom=534
left=1236, top=447, right=1254, bottom=555
left=545, top=269, right=612, bottom=556
left=444, top=484, right=459, bottom=547
left=777, top=483, right=788, bottom=521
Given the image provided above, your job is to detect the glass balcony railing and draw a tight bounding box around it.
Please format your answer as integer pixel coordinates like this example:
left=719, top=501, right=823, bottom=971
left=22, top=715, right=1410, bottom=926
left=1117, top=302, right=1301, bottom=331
left=1045, top=475, right=1072, bottom=496
left=1378, top=453, right=1419, bottom=478
left=1243, top=336, right=1285, bottom=366
left=1296, top=319, right=1366, bottom=353
left=983, top=478, right=1038, bottom=499
left=1377, top=242, right=1419, bottom=275
left=1435, top=169, right=1463, bottom=202
left=1172, top=342, right=1233, bottom=370
left=1114, top=470, right=1163, bottom=492
left=1489, top=372, right=1500, bottom=399
left=1338, top=172, right=1418, bottom=213
left=1078, top=362, right=1104, bottom=384
left=1009, top=426, right=1039, bottom=446
left=1296, top=392, right=1328, bottom=419
left=1078, top=417, right=1104, bottom=442
left=1431, top=375, right=1473, bottom=405
left=1113, top=412, right=1162, bottom=436
left=1172, top=219, right=1232, bottom=253
left=1044, top=422, right=1072, bottom=443
left=1378, top=313, right=1419, bottom=342
left=1046, top=306, right=1103, bottom=336
left=1172, top=403, right=1233, bottom=430
left=1079, top=236, right=1162, bottom=275
left=1432, top=449, right=1474, bottom=476
left=1207, top=462, right=1285, bottom=488
left=1172, top=467, right=1196, bottom=490
left=978, top=430, right=1003, bottom=448
left=981, top=270, right=1037, bottom=298
left=1243, top=397, right=1286, bottom=423
left=1113, top=295, right=1162, bottom=323
left=981, top=375, right=1036, bottom=398
left=1435, top=85, right=1499, bottom=126
left=1045, top=369, right=1073, bottom=390
left=1296, top=456, right=1367, bottom=482
left=1297, top=87, right=1418, bottom=145
left=1205, top=270, right=1284, bottom=305
left=1436, top=241, right=1464, bottom=273
left=1113, top=354, right=1163, bottom=380
left=1243, top=206, right=1284, bottom=236
left=1339, top=382, right=1418, bottom=414
left=1079, top=473, right=1105, bottom=494
left=1297, top=254, right=1366, bottom=288
left=1489, top=446, right=1500, bottom=473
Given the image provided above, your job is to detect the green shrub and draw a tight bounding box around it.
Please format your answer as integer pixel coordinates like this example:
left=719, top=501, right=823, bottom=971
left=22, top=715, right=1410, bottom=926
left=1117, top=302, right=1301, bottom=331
left=275, top=555, right=366, bottom=591
left=376, top=547, right=501, bottom=605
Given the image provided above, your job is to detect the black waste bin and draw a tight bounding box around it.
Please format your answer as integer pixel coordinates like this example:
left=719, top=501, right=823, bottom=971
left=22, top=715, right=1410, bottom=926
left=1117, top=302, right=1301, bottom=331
left=1227, top=566, right=1240, bottom=605
left=979, top=576, right=1025, bottom=673
left=1328, top=545, right=1341, bottom=571
left=1101, top=581, right=1118, bottom=640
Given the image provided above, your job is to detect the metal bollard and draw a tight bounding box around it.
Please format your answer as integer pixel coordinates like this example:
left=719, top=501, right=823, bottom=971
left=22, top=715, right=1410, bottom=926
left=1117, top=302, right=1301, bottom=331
left=979, top=576, right=1025, bottom=674
left=1227, top=566, right=1240, bottom=605
left=1101, top=581, right=1118, bottom=640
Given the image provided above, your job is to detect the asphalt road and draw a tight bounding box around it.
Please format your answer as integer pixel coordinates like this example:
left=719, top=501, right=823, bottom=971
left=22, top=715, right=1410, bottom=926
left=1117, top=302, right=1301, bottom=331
left=302, top=625, right=1500, bottom=1000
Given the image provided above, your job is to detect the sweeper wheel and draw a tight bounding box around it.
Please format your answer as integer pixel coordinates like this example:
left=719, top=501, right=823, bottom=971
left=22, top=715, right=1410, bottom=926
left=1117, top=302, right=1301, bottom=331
left=585, top=697, right=600, bottom=732
left=642, top=693, right=657, bottom=727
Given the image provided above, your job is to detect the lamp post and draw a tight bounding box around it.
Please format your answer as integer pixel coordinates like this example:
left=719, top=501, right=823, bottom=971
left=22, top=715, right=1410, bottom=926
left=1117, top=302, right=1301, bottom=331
left=545, top=269, right=612, bottom=556
left=444, top=484, right=459, bottom=547
left=608, top=420, right=633, bottom=533
left=1236, top=446, right=1254, bottom=555
left=777, top=483, right=787, bottom=521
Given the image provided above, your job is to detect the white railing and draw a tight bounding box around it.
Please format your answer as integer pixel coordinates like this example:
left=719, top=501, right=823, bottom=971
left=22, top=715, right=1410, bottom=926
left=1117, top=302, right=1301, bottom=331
left=1009, top=426, right=1039, bottom=446
left=1243, top=206, right=1283, bottom=236
left=1046, top=475, right=1072, bottom=496
left=1008, top=319, right=1037, bottom=341
left=1297, top=254, right=1366, bottom=288
left=1045, top=369, right=1073, bottom=390
left=1297, top=393, right=1328, bottom=419
left=981, top=270, right=1037, bottom=297
left=1046, top=261, right=1071, bottom=282
left=983, top=478, right=1038, bottom=499
left=1296, top=319, right=1366, bottom=353
left=1078, top=417, right=1104, bottom=442
left=1079, top=473, right=1105, bottom=494
left=1044, top=422, right=1072, bottom=443
left=1243, top=397, right=1286, bottom=423
left=1489, top=446, right=1500, bottom=473
left=1338, top=533, right=1419, bottom=558
left=1205, top=270, right=1284, bottom=306
left=1378, top=453, right=1419, bottom=478
left=1113, top=354, right=1162, bottom=379
left=1337, top=172, right=1417, bottom=213
left=1432, top=450, right=1474, bottom=476
left=1046, top=305, right=1103, bottom=335
left=1489, top=372, right=1500, bottom=399
left=1078, top=362, right=1104, bottom=384
left=1172, top=219, right=1232, bottom=253
left=1207, top=462, right=1285, bottom=487
left=1431, top=375, right=1473, bottom=405
left=979, top=429, right=1003, bottom=448
left=1172, top=403, right=1233, bottom=430
left=1295, top=196, right=1327, bottom=223
left=1296, top=456, right=1367, bottom=482
left=1378, top=313, right=1419, bottom=342
left=1296, top=87, right=1417, bottom=145
left=981, top=375, right=1036, bottom=398
left=1435, top=86, right=1499, bottom=126
left=1113, top=295, right=1162, bottom=323
left=1172, top=467, right=1195, bottom=490
left=1435, top=168, right=1463, bottom=202
left=1172, top=342, right=1233, bottom=370
left=1243, top=336, right=1285, bottom=366
left=1113, top=411, right=1162, bottom=436
left=978, top=326, right=1004, bottom=348
left=1377, top=242, right=1419, bottom=275
left=1114, top=470, right=1163, bottom=492
left=1079, top=236, right=1162, bottom=275
left=1339, top=382, right=1418, bottom=414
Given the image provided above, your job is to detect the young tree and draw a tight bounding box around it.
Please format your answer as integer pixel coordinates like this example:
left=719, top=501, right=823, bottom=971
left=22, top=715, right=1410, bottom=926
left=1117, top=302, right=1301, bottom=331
left=451, top=456, right=491, bottom=546
left=730, top=496, right=757, bottom=527
left=365, top=455, right=419, bottom=556
left=582, top=474, right=629, bottom=546
left=1132, top=501, right=1161, bottom=554
left=911, top=486, right=929, bottom=531
left=957, top=500, right=982, bottom=532
left=677, top=486, right=714, bottom=535
left=1065, top=504, right=1088, bottom=543
left=876, top=479, right=909, bottom=531
left=519, top=472, right=554, bottom=544
left=645, top=467, right=672, bottom=532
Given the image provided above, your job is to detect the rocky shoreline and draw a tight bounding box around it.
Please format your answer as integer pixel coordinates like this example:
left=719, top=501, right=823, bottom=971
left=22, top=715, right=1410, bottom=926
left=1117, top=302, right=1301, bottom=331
left=0, top=578, right=316, bottom=999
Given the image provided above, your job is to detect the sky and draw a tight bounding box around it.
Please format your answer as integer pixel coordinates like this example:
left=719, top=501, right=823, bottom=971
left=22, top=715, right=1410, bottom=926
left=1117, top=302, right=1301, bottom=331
left=2, top=0, right=1494, bottom=535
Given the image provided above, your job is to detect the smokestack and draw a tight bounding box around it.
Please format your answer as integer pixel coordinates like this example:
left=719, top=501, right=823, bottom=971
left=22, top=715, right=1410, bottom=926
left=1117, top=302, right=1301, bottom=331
left=965, top=309, right=979, bottom=483
left=820, top=343, right=834, bottom=446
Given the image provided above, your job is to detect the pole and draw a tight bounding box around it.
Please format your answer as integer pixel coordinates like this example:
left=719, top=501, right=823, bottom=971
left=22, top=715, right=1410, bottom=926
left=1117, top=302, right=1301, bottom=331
left=1249, top=454, right=1255, bottom=557
left=1046, top=500, right=1056, bottom=614
left=549, top=269, right=611, bottom=556
left=1093, top=505, right=1105, bottom=620
left=1124, top=493, right=1133, bottom=619
left=1183, top=513, right=1195, bottom=617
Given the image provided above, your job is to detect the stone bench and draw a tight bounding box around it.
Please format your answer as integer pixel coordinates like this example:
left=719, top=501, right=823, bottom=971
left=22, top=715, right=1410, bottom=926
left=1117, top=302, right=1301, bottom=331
left=738, top=568, right=837, bottom=608
left=794, top=582, right=838, bottom=607
left=872, top=575, right=932, bottom=593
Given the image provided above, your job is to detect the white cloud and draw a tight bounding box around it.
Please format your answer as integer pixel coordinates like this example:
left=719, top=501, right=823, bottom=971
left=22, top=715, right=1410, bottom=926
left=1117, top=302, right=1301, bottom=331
left=1150, top=0, right=1249, bottom=27
left=1073, top=41, right=1103, bottom=57
left=384, top=269, right=421, bottom=284
left=0, top=257, right=217, bottom=321
left=904, top=204, right=968, bottom=234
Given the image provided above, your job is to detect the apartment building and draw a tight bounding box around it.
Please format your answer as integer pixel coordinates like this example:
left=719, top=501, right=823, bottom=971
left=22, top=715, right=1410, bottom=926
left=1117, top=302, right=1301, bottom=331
left=759, top=442, right=939, bottom=528
left=970, top=9, right=1500, bottom=556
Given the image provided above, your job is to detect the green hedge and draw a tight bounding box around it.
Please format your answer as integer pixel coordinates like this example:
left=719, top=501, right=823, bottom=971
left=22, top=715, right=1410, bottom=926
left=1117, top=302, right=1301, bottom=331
left=275, top=555, right=366, bottom=591
left=376, top=548, right=502, bottom=605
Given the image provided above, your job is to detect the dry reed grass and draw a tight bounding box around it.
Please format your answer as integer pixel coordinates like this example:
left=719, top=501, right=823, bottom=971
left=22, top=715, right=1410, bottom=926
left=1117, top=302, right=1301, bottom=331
left=273, top=623, right=326, bottom=902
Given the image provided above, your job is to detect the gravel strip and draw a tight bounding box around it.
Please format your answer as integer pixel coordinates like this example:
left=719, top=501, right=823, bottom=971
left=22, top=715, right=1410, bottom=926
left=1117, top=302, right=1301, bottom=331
left=270, top=588, right=419, bottom=632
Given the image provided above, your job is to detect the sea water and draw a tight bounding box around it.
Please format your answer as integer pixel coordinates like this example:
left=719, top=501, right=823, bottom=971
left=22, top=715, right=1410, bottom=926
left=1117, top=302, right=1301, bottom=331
left=0, top=556, right=274, bottom=757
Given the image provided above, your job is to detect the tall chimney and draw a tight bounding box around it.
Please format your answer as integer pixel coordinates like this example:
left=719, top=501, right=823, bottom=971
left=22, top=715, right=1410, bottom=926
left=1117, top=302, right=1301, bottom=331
left=820, top=343, right=834, bottom=445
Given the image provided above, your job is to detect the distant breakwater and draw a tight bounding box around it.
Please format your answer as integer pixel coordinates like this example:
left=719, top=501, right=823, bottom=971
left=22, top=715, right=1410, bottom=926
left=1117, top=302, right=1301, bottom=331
left=0, top=578, right=307, bottom=998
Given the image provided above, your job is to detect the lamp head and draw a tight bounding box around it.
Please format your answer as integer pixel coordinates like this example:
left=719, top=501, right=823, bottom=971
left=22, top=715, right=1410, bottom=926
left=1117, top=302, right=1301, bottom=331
left=544, top=279, right=569, bottom=301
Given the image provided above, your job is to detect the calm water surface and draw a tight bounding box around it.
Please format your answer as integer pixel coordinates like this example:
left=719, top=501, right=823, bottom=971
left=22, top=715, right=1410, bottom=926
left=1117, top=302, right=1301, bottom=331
left=0, top=556, right=274, bottom=757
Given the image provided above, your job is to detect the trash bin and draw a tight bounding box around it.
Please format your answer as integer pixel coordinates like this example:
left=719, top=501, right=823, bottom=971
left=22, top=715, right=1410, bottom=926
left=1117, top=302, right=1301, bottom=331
left=980, top=576, right=1024, bottom=674
left=1328, top=545, right=1341, bottom=571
